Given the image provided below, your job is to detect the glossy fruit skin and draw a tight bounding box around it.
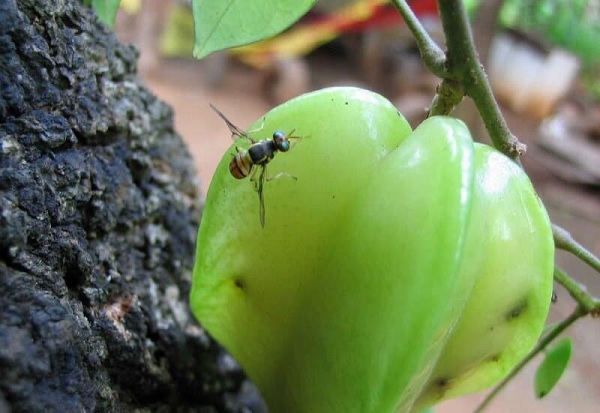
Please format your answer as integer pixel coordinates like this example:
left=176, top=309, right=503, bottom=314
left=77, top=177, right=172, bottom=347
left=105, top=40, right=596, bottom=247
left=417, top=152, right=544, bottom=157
left=190, top=87, right=554, bottom=413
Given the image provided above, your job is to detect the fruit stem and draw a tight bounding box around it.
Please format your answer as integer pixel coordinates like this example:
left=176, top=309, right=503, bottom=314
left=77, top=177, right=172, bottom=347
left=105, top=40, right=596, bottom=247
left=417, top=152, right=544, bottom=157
left=428, top=79, right=464, bottom=116
left=553, top=224, right=600, bottom=274
left=473, top=306, right=586, bottom=412
left=437, top=0, right=526, bottom=160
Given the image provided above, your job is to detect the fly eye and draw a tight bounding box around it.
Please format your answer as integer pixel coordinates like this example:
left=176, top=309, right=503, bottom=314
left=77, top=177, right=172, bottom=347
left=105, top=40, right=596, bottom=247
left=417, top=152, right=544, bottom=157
left=273, top=131, right=289, bottom=151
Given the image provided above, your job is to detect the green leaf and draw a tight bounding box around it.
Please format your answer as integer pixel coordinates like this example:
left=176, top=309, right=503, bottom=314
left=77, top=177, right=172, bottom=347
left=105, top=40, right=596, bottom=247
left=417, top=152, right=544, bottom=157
left=91, top=0, right=121, bottom=28
left=534, top=337, right=573, bottom=398
left=191, top=0, right=317, bottom=59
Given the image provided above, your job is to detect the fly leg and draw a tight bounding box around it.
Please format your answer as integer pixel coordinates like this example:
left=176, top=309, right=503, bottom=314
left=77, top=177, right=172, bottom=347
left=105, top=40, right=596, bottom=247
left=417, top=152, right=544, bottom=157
left=249, top=166, right=267, bottom=228
left=267, top=172, right=297, bottom=182
left=246, top=116, right=266, bottom=135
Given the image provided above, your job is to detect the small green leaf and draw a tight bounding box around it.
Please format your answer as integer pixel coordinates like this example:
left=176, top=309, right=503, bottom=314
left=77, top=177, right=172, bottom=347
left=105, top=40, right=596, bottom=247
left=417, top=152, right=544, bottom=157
left=91, top=0, right=121, bottom=28
left=191, top=0, right=317, bottom=59
left=534, top=337, right=573, bottom=398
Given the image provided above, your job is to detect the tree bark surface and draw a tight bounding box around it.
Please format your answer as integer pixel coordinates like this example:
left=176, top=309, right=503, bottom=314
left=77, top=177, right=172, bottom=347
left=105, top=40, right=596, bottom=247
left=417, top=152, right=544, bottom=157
left=0, top=1, right=262, bottom=412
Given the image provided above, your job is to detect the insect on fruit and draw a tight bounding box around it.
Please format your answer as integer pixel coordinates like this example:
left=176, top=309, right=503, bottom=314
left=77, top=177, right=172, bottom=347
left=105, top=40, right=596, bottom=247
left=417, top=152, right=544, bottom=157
left=210, top=104, right=300, bottom=227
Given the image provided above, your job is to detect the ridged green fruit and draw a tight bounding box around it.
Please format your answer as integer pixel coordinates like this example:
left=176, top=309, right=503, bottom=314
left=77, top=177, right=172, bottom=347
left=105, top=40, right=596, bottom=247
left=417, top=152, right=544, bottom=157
left=190, top=87, right=554, bottom=413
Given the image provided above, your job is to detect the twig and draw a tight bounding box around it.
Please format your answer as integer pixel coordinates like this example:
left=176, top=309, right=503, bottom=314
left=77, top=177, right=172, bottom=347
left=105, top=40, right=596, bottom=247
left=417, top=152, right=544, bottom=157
left=553, top=224, right=600, bottom=274
left=436, top=0, right=525, bottom=159
left=473, top=306, right=586, bottom=413
left=389, top=0, right=449, bottom=78
left=554, top=266, right=600, bottom=315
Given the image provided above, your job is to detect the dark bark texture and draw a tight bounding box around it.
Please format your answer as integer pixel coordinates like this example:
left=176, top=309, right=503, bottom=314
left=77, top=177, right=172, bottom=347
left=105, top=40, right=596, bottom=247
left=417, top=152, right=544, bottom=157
left=0, top=1, right=262, bottom=412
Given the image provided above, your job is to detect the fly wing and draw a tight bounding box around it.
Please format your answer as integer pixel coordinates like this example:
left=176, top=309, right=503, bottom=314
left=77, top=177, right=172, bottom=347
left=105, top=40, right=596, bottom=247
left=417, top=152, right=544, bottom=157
left=210, top=104, right=256, bottom=143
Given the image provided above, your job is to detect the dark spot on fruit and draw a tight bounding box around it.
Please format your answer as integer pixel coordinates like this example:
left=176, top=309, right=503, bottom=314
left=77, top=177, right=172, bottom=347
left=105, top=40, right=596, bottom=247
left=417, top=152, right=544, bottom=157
left=489, top=354, right=501, bottom=363
left=233, top=277, right=246, bottom=291
left=345, top=101, right=348, bottom=105
left=505, top=298, right=528, bottom=321
left=431, top=377, right=451, bottom=399
left=435, top=377, right=449, bottom=388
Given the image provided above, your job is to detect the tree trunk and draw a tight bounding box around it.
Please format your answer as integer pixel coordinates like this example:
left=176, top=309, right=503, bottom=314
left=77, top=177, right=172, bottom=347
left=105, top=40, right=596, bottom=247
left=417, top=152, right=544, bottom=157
left=0, top=1, right=262, bottom=411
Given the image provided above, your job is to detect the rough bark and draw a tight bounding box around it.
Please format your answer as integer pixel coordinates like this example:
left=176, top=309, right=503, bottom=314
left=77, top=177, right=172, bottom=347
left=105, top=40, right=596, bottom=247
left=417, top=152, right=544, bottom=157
left=0, top=1, right=262, bottom=412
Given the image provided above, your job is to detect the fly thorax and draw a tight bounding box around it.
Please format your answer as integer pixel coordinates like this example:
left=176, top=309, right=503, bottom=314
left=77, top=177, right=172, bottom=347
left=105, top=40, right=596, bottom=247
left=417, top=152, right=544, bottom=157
left=249, top=141, right=276, bottom=165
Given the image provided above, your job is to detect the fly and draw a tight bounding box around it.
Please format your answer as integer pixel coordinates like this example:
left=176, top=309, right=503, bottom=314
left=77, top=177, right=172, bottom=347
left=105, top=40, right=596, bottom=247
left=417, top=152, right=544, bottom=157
left=210, top=104, right=299, bottom=227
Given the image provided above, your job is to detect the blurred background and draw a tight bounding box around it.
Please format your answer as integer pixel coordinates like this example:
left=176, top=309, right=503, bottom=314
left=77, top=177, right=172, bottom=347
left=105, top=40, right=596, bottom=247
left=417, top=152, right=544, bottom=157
left=114, top=0, right=599, bottom=411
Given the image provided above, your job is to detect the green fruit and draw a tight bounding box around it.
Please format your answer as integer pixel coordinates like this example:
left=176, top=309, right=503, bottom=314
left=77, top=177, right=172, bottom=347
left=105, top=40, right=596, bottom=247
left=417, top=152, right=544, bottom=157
left=190, top=87, right=554, bottom=413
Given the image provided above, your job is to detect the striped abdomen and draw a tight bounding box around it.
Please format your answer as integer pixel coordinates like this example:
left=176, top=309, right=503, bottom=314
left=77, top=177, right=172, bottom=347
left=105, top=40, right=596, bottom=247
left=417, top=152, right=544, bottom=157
left=229, top=152, right=253, bottom=179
